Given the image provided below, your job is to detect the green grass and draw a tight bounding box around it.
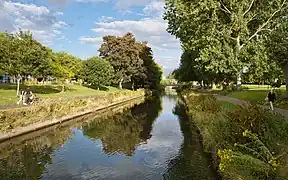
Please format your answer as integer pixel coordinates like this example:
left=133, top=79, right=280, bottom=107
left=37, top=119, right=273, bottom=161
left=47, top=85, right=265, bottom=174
left=219, top=100, right=238, bottom=110
left=0, top=83, right=120, bottom=106
left=226, top=84, right=288, bottom=109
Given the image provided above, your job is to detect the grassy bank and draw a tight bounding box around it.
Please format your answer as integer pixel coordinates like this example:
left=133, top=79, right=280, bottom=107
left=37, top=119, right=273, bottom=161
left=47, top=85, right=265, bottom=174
left=0, top=84, right=119, bottom=106
left=182, top=90, right=288, bottom=179
left=0, top=90, right=144, bottom=132
left=210, top=84, right=288, bottom=109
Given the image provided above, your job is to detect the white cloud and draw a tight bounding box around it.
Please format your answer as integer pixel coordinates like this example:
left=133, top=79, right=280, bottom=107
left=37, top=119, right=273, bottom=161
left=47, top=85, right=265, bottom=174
left=99, top=16, right=114, bottom=22
left=54, top=11, right=64, bottom=16
left=79, top=0, right=180, bottom=73
left=143, top=1, right=164, bottom=17
left=79, top=37, right=102, bottom=44
left=0, top=1, right=68, bottom=46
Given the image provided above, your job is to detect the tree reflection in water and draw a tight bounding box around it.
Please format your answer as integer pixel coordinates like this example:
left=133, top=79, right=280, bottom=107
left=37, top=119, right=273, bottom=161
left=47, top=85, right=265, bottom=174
left=162, top=101, right=217, bottom=180
left=0, top=125, right=74, bottom=180
left=0, top=98, right=147, bottom=180
left=82, top=97, right=162, bottom=156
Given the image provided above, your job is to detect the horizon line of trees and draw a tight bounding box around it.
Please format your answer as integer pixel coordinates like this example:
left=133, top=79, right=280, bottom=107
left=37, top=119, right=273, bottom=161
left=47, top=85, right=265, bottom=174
left=164, top=0, right=288, bottom=94
left=0, top=30, right=163, bottom=93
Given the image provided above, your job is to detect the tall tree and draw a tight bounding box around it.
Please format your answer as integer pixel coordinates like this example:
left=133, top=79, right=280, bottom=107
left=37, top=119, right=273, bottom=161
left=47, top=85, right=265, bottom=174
left=139, top=43, right=163, bottom=92
left=99, top=33, right=143, bottom=89
left=83, top=57, right=114, bottom=90
left=266, top=19, right=288, bottom=95
left=53, top=52, right=83, bottom=80
left=0, top=31, right=53, bottom=95
left=164, top=0, right=287, bottom=89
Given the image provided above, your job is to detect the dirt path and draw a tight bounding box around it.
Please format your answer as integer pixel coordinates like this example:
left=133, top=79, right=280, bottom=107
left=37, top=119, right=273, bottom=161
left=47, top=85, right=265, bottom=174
left=215, top=95, right=288, bottom=119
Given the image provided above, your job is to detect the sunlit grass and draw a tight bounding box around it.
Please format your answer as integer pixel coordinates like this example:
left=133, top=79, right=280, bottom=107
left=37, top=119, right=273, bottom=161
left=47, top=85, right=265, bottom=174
left=0, top=84, right=121, bottom=106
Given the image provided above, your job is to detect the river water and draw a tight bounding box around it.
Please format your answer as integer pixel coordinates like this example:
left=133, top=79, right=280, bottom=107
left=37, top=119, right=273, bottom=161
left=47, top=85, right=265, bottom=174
left=0, top=95, right=217, bottom=180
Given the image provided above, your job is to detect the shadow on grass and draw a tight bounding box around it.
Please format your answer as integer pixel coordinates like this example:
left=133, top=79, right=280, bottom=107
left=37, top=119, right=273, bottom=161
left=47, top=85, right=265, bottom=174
left=0, top=83, right=76, bottom=94
left=84, top=84, right=112, bottom=91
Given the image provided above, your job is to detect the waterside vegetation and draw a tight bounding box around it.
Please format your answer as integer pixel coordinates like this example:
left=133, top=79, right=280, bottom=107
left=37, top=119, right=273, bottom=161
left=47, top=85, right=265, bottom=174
left=180, top=89, right=288, bottom=179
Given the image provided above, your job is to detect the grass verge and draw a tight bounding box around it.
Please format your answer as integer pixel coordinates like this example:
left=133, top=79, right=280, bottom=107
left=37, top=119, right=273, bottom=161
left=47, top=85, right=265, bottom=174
left=0, top=90, right=144, bottom=132
left=0, top=83, right=119, bottom=106
left=182, top=91, right=288, bottom=179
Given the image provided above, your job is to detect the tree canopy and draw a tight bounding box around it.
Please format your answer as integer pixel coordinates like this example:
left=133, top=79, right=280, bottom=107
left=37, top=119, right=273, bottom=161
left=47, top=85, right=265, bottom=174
left=99, top=32, right=162, bottom=92
left=0, top=31, right=53, bottom=77
left=83, top=57, right=114, bottom=89
left=164, top=0, right=288, bottom=89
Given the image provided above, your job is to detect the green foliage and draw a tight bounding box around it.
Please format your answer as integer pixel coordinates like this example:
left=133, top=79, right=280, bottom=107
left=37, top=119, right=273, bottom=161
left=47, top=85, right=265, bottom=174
left=164, top=0, right=288, bottom=87
left=99, top=33, right=143, bottom=88
left=218, top=149, right=273, bottom=180
left=183, top=92, right=288, bottom=179
left=83, top=57, right=114, bottom=89
left=0, top=31, right=53, bottom=77
left=52, top=52, right=83, bottom=79
left=99, top=32, right=162, bottom=91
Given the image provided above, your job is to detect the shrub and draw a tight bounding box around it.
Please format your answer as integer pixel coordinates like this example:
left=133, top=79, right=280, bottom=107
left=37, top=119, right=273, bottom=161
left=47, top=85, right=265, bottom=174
left=183, top=92, right=288, bottom=179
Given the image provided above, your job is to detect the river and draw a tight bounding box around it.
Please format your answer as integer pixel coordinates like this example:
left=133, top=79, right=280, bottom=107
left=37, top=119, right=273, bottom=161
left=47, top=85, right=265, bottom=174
left=0, top=95, right=217, bottom=180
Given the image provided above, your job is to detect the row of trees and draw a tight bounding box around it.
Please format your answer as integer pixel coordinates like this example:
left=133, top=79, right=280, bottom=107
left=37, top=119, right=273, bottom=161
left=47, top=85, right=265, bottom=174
left=164, top=0, right=288, bottom=93
left=0, top=31, right=162, bottom=92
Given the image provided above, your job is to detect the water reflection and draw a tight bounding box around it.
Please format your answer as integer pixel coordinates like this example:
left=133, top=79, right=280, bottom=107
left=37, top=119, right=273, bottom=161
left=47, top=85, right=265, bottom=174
left=82, top=97, right=162, bottom=156
left=0, top=125, right=73, bottom=180
left=0, top=96, right=217, bottom=180
left=163, top=101, right=217, bottom=180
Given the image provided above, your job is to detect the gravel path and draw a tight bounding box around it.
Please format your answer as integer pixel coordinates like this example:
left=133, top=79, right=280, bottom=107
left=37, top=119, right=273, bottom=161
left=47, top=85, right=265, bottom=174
left=215, top=95, right=288, bottom=119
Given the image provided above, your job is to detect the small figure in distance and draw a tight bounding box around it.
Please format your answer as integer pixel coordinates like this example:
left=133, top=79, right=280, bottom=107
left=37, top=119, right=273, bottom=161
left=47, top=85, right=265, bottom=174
left=23, top=87, right=34, bottom=105
left=266, top=88, right=276, bottom=111
left=16, top=89, right=25, bottom=105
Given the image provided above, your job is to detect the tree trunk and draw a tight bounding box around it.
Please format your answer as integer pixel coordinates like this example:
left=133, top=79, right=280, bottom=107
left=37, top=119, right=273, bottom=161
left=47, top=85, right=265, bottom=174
left=236, top=72, right=242, bottom=90
left=119, top=78, right=123, bottom=89
left=62, top=83, right=65, bottom=92
left=235, top=36, right=242, bottom=90
left=284, top=64, right=288, bottom=97
left=132, top=81, right=135, bottom=91
left=16, top=78, right=20, bottom=96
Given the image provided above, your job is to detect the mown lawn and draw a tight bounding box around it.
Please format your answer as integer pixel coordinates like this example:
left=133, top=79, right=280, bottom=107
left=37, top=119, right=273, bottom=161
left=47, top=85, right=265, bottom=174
left=227, top=84, right=288, bottom=109
left=0, top=83, right=120, bottom=106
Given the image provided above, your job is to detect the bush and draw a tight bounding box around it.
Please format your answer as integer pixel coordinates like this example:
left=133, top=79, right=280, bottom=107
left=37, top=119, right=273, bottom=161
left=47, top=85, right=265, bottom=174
left=183, top=93, right=288, bottom=179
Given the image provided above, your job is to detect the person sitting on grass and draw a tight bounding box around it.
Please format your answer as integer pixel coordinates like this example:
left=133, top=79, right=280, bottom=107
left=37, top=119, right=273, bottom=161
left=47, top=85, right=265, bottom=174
left=23, top=88, right=34, bottom=105
left=16, top=89, right=25, bottom=105
left=266, top=88, right=276, bottom=111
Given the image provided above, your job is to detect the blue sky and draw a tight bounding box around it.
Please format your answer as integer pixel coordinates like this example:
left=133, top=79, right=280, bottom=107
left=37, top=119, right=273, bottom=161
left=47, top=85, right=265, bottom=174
left=0, top=0, right=181, bottom=75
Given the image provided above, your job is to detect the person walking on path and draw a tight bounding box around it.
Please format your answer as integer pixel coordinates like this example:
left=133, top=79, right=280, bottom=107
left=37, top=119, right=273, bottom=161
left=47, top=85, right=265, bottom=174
left=266, top=88, right=276, bottom=111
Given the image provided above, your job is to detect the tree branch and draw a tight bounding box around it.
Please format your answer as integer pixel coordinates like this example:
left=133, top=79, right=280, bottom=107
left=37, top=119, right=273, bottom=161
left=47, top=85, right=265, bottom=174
left=246, top=0, right=286, bottom=43
left=243, top=0, right=255, bottom=17
left=220, top=0, right=231, bottom=14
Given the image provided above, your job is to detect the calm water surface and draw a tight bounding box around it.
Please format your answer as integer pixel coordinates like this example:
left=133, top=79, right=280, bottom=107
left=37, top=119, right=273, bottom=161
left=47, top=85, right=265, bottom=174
left=0, top=96, right=216, bottom=180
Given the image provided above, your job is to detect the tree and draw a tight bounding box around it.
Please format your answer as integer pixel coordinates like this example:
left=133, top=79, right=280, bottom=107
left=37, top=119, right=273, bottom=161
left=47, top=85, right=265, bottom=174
left=83, top=57, right=114, bottom=89
left=139, top=44, right=163, bottom=93
left=53, top=52, right=83, bottom=80
left=99, top=33, right=143, bottom=89
left=132, top=42, right=163, bottom=92
left=266, top=19, right=288, bottom=95
left=0, top=31, right=54, bottom=95
left=173, top=50, right=227, bottom=88
left=164, top=0, right=288, bottom=89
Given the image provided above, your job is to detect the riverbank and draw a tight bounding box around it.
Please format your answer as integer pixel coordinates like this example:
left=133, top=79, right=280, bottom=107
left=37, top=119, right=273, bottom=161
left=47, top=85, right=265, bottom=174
left=0, top=84, right=119, bottom=106
left=0, top=90, right=144, bottom=141
left=180, top=89, right=288, bottom=179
